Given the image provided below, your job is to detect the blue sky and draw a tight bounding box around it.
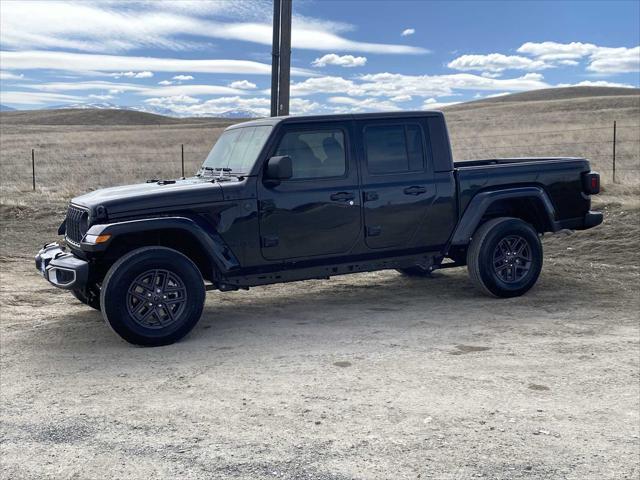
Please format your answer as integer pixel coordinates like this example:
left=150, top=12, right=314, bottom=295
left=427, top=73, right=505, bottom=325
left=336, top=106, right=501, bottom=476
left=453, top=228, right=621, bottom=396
left=0, top=0, right=638, bottom=116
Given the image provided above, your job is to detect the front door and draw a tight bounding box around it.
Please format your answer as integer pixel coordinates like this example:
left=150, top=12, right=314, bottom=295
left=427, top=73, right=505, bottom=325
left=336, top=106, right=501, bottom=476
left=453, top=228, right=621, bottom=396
left=356, top=119, right=437, bottom=250
left=257, top=122, right=361, bottom=261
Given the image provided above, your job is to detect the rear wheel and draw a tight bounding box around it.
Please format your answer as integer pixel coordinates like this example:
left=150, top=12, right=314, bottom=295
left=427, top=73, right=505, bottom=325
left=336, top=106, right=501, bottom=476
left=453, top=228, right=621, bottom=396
left=100, top=247, right=205, bottom=346
left=467, top=217, right=542, bottom=297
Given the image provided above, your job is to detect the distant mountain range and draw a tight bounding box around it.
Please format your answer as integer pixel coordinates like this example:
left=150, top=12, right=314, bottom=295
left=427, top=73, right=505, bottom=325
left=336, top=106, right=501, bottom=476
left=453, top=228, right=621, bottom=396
left=16, top=102, right=261, bottom=118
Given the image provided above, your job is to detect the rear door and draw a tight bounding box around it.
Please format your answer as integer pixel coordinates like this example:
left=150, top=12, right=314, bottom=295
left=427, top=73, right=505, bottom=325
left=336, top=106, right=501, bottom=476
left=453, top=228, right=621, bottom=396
left=356, top=118, right=437, bottom=250
left=257, top=121, right=362, bottom=260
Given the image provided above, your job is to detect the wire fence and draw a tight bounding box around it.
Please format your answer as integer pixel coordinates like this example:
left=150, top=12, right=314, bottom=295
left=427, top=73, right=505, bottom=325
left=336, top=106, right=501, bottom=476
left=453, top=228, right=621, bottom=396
left=447, top=121, right=640, bottom=184
left=1, top=121, right=639, bottom=193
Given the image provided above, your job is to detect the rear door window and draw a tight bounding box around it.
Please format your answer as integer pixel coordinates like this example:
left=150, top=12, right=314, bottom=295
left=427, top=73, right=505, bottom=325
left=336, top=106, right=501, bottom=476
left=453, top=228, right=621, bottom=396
left=364, top=124, right=425, bottom=174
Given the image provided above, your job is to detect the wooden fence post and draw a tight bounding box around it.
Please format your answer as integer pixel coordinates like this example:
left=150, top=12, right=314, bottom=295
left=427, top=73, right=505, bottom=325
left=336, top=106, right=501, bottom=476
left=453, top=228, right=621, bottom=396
left=612, top=121, right=617, bottom=184
left=31, top=149, right=36, bottom=191
left=181, top=144, right=185, bottom=178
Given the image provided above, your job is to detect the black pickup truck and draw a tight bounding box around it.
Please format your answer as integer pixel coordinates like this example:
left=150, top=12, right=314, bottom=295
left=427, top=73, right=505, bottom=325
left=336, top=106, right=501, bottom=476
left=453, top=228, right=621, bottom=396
left=36, top=112, right=602, bottom=346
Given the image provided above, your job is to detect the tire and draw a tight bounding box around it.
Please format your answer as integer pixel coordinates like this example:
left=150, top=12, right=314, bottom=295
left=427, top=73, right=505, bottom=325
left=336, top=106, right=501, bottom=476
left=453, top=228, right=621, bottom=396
left=467, top=217, right=542, bottom=298
left=100, top=247, right=205, bottom=346
left=396, top=266, right=434, bottom=277
left=71, top=285, right=101, bottom=311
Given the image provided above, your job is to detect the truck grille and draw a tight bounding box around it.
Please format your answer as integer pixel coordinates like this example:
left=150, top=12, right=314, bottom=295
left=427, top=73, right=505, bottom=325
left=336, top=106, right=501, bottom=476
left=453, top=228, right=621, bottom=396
left=65, top=205, right=89, bottom=245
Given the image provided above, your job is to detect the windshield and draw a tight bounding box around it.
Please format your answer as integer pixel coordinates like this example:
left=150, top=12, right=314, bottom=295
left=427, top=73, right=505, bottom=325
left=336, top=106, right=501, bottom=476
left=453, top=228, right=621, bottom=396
left=201, top=125, right=272, bottom=174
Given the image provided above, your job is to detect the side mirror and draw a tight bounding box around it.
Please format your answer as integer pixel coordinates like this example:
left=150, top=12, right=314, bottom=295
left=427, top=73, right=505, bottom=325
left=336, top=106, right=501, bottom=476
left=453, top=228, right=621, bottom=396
left=265, top=155, right=293, bottom=180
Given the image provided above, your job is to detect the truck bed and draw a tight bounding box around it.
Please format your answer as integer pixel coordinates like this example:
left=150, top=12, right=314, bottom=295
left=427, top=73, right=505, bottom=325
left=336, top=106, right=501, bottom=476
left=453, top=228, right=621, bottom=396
left=453, top=156, right=586, bottom=169
left=454, top=156, right=592, bottom=222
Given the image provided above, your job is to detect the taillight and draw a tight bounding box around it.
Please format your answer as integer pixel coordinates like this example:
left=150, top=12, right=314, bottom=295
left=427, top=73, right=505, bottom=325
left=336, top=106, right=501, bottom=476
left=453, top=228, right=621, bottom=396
left=582, top=171, right=600, bottom=195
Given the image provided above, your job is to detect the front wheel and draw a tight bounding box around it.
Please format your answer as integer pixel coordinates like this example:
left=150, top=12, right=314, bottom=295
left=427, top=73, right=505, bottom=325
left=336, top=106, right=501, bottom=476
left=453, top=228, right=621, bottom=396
left=467, top=217, right=542, bottom=298
left=100, top=247, right=205, bottom=346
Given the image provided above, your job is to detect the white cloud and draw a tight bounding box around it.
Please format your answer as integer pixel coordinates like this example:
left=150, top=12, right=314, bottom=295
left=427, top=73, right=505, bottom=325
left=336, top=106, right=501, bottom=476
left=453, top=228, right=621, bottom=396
left=422, top=98, right=460, bottom=109
left=0, top=91, right=84, bottom=105
left=0, top=71, right=24, bottom=81
left=158, top=80, right=173, bottom=86
left=312, top=54, right=367, bottom=68
left=146, top=84, right=246, bottom=97
left=401, top=28, right=415, bottom=37
left=140, top=95, right=320, bottom=117
left=172, top=75, right=194, bottom=81
left=517, top=41, right=597, bottom=61
left=328, top=96, right=401, bottom=112
left=26, top=80, right=146, bottom=92
left=21, top=80, right=246, bottom=97
left=145, top=95, right=200, bottom=105
left=110, top=71, right=154, bottom=79
left=18, top=81, right=246, bottom=101
left=88, top=94, right=114, bottom=101
left=587, top=46, right=640, bottom=73
left=290, top=72, right=550, bottom=99
left=229, top=80, right=257, bottom=89
left=558, top=80, right=636, bottom=88
left=0, top=50, right=316, bottom=77
left=448, top=53, right=550, bottom=73
left=517, top=42, right=640, bottom=73
left=390, top=95, right=412, bottom=102
left=481, top=72, right=502, bottom=78
left=0, top=1, right=428, bottom=55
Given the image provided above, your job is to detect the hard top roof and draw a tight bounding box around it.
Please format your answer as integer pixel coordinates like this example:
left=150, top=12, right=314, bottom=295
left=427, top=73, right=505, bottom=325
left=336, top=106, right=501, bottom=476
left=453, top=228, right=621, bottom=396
left=226, top=110, right=444, bottom=129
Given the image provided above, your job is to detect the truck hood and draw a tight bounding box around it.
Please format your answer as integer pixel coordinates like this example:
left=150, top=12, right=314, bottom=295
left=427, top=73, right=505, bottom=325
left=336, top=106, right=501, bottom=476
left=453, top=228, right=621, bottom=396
left=71, top=177, right=225, bottom=217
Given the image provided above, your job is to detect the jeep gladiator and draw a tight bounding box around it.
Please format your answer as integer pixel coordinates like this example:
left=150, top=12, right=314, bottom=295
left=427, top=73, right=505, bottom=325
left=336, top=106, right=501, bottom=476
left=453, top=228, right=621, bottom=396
left=35, top=112, right=603, bottom=345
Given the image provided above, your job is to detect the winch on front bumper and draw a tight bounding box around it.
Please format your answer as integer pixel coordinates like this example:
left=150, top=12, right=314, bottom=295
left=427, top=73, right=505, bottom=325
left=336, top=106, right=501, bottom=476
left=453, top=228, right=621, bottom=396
left=35, top=243, right=89, bottom=289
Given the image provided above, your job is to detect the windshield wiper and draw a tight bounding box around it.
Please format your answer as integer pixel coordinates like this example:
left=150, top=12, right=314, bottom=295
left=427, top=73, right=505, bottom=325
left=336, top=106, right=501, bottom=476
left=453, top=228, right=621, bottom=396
left=198, top=166, right=245, bottom=181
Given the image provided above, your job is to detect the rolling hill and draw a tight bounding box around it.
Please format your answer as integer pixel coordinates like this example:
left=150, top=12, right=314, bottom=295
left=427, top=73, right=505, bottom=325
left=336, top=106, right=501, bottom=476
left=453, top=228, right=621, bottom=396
left=0, top=108, right=240, bottom=126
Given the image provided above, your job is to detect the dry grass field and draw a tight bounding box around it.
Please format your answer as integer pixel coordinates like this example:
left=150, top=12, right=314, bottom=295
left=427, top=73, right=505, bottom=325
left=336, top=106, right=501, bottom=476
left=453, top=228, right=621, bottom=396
left=1, top=87, right=639, bottom=479
left=1, top=86, right=638, bottom=203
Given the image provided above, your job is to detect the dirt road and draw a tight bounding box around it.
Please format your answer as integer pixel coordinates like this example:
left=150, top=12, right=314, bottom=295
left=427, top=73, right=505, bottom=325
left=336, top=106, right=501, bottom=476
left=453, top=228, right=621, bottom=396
left=1, top=197, right=638, bottom=480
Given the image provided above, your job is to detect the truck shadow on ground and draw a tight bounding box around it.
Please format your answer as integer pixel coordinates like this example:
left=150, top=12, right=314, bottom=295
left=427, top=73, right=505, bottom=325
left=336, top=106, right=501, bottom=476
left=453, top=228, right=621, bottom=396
left=39, top=267, right=596, bottom=353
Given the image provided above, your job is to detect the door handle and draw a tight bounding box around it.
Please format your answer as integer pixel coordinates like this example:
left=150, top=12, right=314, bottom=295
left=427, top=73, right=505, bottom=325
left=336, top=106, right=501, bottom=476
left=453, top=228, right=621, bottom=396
left=403, top=186, right=427, bottom=195
left=330, top=192, right=355, bottom=202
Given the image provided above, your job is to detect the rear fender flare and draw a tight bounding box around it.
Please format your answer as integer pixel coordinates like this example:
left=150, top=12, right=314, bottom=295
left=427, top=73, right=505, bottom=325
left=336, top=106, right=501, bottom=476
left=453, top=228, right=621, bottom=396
left=82, top=216, right=240, bottom=274
left=450, top=187, right=557, bottom=246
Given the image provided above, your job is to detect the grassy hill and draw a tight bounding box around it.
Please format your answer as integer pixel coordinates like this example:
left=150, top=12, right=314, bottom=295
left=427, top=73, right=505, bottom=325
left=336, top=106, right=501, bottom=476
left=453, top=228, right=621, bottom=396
left=455, top=86, right=640, bottom=107
left=1, top=86, right=638, bottom=198
left=0, top=108, right=239, bottom=127
left=441, top=87, right=639, bottom=184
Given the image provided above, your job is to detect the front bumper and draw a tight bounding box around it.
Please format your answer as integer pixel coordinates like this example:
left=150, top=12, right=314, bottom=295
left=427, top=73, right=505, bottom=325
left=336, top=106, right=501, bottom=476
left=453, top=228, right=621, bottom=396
left=35, top=243, right=89, bottom=289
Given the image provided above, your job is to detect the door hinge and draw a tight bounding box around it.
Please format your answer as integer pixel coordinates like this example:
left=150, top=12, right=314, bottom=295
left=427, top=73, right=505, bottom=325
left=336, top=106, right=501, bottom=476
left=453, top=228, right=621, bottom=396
left=261, top=235, right=279, bottom=248
left=363, top=191, right=379, bottom=202
left=366, top=225, right=382, bottom=237
left=259, top=200, right=276, bottom=214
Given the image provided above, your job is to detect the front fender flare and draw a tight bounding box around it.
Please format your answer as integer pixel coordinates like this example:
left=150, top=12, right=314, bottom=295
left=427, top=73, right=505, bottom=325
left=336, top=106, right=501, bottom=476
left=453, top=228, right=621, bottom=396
left=450, top=186, right=557, bottom=246
left=81, top=216, right=240, bottom=274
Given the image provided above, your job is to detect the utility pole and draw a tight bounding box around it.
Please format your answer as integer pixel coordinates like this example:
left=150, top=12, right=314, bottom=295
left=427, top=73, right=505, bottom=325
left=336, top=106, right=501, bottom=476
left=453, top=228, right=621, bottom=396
left=270, top=0, right=292, bottom=117
left=270, top=0, right=281, bottom=117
